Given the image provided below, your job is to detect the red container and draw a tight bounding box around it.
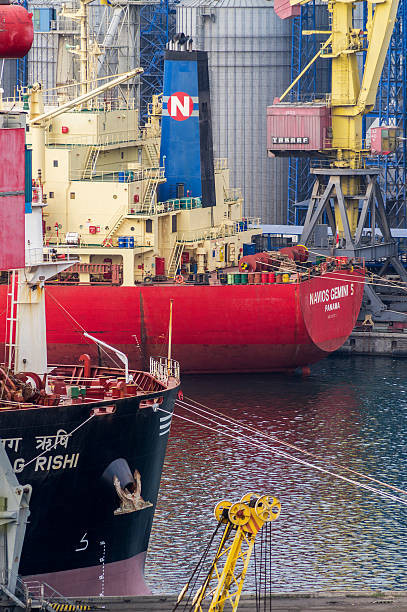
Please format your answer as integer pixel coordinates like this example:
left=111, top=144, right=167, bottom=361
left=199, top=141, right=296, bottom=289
left=269, top=273, right=276, bottom=283
left=276, top=274, right=282, bottom=283
left=370, top=126, right=399, bottom=155
left=254, top=273, right=261, bottom=284
left=261, top=273, right=268, bottom=284
left=274, top=0, right=300, bottom=19
left=0, top=5, right=33, bottom=59
left=155, top=257, right=165, bottom=276
left=0, top=127, right=25, bottom=270
left=267, top=103, right=331, bottom=155
left=248, top=273, right=254, bottom=284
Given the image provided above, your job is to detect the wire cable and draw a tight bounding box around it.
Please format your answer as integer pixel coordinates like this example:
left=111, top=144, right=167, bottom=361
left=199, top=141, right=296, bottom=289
left=181, top=397, right=407, bottom=497
left=157, top=404, right=407, bottom=508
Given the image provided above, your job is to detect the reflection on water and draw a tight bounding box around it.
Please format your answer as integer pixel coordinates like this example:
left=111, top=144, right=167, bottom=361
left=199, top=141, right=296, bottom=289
left=145, top=355, right=407, bottom=594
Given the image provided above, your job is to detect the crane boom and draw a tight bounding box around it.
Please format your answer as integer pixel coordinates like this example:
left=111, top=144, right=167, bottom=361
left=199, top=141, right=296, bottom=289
left=28, top=67, right=143, bottom=126
left=356, top=0, right=399, bottom=114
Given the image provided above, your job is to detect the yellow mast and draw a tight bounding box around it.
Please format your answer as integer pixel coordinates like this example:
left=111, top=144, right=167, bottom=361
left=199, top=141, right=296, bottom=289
left=60, top=0, right=98, bottom=97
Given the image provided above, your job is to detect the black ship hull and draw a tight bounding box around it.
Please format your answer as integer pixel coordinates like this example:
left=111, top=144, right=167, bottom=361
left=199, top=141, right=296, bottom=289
left=0, top=385, right=178, bottom=596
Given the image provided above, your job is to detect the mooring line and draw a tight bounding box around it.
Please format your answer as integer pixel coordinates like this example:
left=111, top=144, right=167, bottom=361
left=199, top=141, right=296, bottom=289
left=157, top=403, right=407, bottom=508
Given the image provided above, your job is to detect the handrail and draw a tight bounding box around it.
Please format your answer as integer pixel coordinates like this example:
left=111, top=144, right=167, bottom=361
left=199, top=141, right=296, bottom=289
left=150, top=356, right=180, bottom=385
left=44, top=127, right=141, bottom=148
left=70, top=167, right=164, bottom=182
left=177, top=218, right=261, bottom=243
left=214, top=158, right=228, bottom=171
left=83, top=332, right=129, bottom=382
left=224, top=188, right=243, bottom=201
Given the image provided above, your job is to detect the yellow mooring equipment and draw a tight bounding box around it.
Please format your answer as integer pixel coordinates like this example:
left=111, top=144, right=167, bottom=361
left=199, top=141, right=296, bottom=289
left=176, top=493, right=281, bottom=612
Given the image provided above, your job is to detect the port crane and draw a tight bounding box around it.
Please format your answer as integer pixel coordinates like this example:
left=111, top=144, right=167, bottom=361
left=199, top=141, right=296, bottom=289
left=0, top=441, right=31, bottom=611
left=268, top=0, right=407, bottom=289
left=175, top=493, right=281, bottom=612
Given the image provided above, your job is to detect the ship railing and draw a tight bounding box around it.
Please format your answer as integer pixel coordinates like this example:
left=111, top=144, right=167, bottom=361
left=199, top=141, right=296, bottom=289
left=39, top=95, right=138, bottom=112
left=23, top=579, right=74, bottom=608
left=71, top=166, right=164, bottom=183
left=214, top=158, right=228, bottom=171
left=46, top=127, right=140, bottom=149
left=137, top=196, right=202, bottom=215
left=150, top=357, right=180, bottom=384
left=224, top=188, right=243, bottom=202
left=179, top=217, right=261, bottom=243
left=234, top=217, right=261, bottom=232
left=26, top=246, right=76, bottom=266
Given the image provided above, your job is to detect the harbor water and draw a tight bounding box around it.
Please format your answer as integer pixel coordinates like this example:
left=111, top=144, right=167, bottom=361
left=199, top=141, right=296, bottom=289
left=145, top=355, right=407, bottom=594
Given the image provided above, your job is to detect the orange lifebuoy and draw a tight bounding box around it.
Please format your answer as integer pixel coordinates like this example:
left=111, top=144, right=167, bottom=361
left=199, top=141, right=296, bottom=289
left=175, top=275, right=184, bottom=284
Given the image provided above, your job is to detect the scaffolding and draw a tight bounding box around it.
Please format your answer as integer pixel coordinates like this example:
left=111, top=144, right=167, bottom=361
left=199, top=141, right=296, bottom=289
left=366, top=0, right=407, bottom=228
left=11, top=1, right=141, bottom=107
left=140, top=0, right=175, bottom=121
left=287, top=1, right=318, bottom=225
left=15, top=0, right=29, bottom=91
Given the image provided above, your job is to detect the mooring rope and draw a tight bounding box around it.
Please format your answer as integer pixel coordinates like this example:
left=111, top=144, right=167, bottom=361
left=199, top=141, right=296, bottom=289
left=157, top=403, right=407, bottom=507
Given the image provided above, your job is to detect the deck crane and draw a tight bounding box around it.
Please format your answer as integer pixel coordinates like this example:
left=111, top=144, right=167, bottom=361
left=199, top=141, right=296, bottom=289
left=28, top=66, right=143, bottom=186
left=175, top=493, right=281, bottom=612
left=268, top=0, right=407, bottom=285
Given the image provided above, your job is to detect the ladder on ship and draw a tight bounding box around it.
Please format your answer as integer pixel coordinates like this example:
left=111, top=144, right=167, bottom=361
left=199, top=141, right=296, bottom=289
left=140, top=176, right=159, bottom=214
left=4, top=270, right=18, bottom=371
left=144, top=140, right=160, bottom=168
left=82, top=145, right=101, bottom=180
left=103, top=204, right=127, bottom=243
left=168, top=239, right=184, bottom=278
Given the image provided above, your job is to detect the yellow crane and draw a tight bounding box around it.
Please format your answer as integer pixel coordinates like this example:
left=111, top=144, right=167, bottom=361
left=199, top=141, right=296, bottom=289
left=269, top=0, right=406, bottom=277
left=175, top=493, right=281, bottom=612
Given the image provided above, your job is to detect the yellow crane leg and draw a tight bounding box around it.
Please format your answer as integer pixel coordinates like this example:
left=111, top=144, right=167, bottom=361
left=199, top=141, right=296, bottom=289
left=207, top=529, right=256, bottom=612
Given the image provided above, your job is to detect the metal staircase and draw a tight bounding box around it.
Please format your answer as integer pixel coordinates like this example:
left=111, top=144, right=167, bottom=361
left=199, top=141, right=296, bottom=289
left=167, top=239, right=184, bottom=278
left=103, top=204, right=127, bottom=243
left=5, top=270, right=17, bottom=371
left=140, top=176, right=159, bottom=214
left=82, top=145, right=101, bottom=180
left=23, top=580, right=91, bottom=612
left=144, top=140, right=160, bottom=167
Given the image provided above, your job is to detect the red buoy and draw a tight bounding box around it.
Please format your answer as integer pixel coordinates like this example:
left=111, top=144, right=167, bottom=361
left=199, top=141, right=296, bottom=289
left=0, top=5, right=34, bottom=59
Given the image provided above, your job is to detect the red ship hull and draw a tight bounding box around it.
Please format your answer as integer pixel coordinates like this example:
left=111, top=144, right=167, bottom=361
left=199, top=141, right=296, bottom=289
left=0, top=269, right=364, bottom=373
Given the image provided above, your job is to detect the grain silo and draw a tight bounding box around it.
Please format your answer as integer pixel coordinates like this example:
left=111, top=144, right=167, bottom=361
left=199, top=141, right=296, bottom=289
left=176, top=0, right=292, bottom=224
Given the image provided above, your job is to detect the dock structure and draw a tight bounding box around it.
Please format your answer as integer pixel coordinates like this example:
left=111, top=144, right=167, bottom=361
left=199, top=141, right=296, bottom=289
left=66, top=592, right=407, bottom=611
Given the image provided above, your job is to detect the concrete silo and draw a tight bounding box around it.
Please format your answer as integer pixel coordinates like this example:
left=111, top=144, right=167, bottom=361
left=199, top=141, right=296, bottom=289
left=177, top=0, right=292, bottom=223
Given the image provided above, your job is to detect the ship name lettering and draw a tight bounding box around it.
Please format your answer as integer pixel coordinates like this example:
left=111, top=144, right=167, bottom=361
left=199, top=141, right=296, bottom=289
left=330, top=285, right=349, bottom=300
left=309, top=284, right=349, bottom=306
left=325, top=302, right=340, bottom=312
left=13, top=458, right=25, bottom=473
left=35, top=429, right=70, bottom=451
left=309, top=289, right=330, bottom=305
left=34, top=453, right=80, bottom=472
left=2, top=438, right=22, bottom=452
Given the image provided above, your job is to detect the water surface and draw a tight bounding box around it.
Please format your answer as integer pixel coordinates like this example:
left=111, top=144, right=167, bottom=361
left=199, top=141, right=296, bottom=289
left=146, top=355, right=407, bottom=593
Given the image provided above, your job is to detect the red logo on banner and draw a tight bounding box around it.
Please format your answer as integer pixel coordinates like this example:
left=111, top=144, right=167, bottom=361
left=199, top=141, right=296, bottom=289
left=168, top=92, right=194, bottom=121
